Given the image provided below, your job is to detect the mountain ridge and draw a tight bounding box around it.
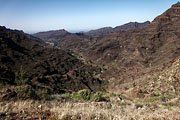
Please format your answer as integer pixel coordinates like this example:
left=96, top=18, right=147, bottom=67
left=84, top=21, right=150, bottom=36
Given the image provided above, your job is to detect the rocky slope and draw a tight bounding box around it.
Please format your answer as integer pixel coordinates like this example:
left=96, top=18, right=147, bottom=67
left=83, top=3, right=180, bottom=92
left=0, top=26, right=104, bottom=96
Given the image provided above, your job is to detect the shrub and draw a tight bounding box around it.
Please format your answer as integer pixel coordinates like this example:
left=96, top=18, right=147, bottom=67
left=61, top=92, right=81, bottom=101
left=60, top=89, right=108, bottom=102
left=15, top=66, right=31, bottom=86
left=14, top=85, right=36, bottom=99
left=91, top=92, right=104, bottom=102
left=77, top=89, right=91, bottom=100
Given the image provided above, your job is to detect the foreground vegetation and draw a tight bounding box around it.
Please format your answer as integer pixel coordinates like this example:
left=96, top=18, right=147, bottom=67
left=1, top=95, right=180, bottom=120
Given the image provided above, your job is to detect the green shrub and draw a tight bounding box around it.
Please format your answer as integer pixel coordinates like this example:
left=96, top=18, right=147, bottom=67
left=15, top=66, right=31, bottom=86
left=14, top=85, right=36, bottom=99
left=60, top=89, right=108, bottom=102
left=91, top=92, right=104, bottom=102
left=77, top=89, right=91, bottom=100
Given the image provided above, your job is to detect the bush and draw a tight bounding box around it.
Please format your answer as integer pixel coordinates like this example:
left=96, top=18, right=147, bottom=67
left=60, top=89, right=108, bottom=102
left=15, top=66, right=31, bottom=86
left=14, top=85, right=36, bottom=99
left=77, top=89, right=91, bottom=100
left=91, top=92, right=104, bottom=102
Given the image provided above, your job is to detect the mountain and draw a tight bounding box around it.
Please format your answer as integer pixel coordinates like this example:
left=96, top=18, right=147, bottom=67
left=81, top=3, right=180, bottom=93
left=33, top=3, right=180, bottom=95
left=0, top=26, right=104, bottom=99
left=33, top=29, right=70, bottom=42
left=84, top=21, right=150, bottom=36
left=33, top=22, right=150, bottom=55
left=84, top=27, right=113, bottom=37
left=8, top=3, right=180, bottom=97
left=33, top=29, right=92, bottom=52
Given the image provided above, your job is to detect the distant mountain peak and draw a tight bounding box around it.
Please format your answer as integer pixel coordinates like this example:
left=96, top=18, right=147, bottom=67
left=33, top=29, right=70, bottom=41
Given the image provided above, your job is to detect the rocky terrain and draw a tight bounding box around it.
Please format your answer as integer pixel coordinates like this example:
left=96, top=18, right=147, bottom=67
left=1, top=2, right=180, bottom=120
left=33, top=3, right=180, bottom=94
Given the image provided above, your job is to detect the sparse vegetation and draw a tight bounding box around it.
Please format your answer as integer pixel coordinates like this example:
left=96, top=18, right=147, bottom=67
left=1, top=2, right=180, bottom=119
left=60, top=89, right=108, bottom=102
left=14, top=85, right=36, bottom=100
left=90, top=92, right=104, bottom=102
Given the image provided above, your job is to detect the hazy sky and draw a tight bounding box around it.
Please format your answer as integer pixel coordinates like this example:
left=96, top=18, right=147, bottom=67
left=0, top=0, right=178, bottom=33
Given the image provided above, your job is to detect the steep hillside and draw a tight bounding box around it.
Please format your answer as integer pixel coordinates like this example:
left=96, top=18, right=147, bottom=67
left=82, top=3, right=180, bottom=92
left=0, top=26, right=104, bottom=96
left=116, top=57, right=180, bottom=100
left=84, top=21, right=150, bottom=36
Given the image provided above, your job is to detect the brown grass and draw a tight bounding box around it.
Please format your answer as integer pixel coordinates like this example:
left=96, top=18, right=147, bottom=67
left=1, top=100, right=180, bottom=120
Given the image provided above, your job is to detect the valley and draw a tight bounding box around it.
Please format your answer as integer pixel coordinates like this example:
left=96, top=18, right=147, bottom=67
left=1, top=2, right=180, bottom=120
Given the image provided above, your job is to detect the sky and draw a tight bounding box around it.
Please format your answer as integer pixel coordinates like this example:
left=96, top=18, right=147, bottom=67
left=0, top=0, right=178, bottom=33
